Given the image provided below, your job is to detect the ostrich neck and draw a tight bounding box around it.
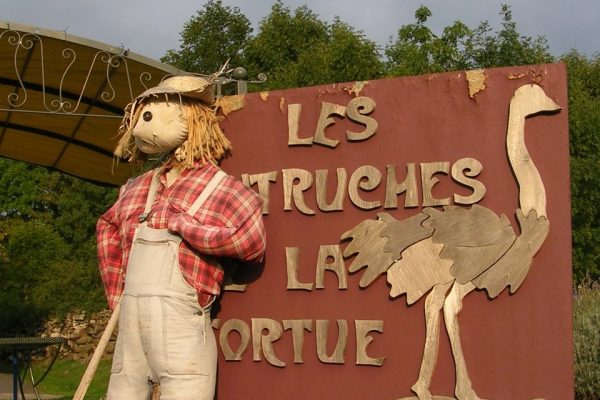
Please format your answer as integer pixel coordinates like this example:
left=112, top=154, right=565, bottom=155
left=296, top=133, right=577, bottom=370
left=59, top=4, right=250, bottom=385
left=507, top=111, right=547, bottom=218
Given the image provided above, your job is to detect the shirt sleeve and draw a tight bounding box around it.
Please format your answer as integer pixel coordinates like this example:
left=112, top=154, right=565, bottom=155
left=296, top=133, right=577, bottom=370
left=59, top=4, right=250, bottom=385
left=168, top=196, right=266, bottom=263
left=96, top=187, right=126, bottom=310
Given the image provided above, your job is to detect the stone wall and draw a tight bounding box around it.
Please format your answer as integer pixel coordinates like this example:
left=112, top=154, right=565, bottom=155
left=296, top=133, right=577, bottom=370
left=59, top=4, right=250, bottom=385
left=40, top=309, right=116, bottom=361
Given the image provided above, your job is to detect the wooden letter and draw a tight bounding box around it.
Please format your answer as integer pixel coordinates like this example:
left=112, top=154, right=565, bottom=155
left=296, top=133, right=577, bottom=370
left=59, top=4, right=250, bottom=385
left=252, top=318, right=286, bottom=367
left=315, top=245, right=347, bottom=290
left=218, top=319, right=251, bottom=361
left=346, top=97, right=377, bottom=141
left=316, top=320, right=348, bottom=364
left=384, top=163, right=419, bottom=208
left=283, top=168, right=316, bottom=215
left=288, top=103, right=313, bottom=146
left=451, top=157, right=486, bottom=205
left=421, top=162, right=451, bottom=207
left=223, top=280, right=247, bottom=293
left=283, top=319, right=313, bottom=364
left=316, top=168, right=347, bottom=212
left=241, top=174, right=251, bottom=187
left=286, top=247, right=314, bottom=291
left=355, top=320, right=385, bottom=366
left=314, top=102, right=346, bottom=148
left=349, top=165, right=382, bottom=210
left=246, top=171, right=278, bottom=214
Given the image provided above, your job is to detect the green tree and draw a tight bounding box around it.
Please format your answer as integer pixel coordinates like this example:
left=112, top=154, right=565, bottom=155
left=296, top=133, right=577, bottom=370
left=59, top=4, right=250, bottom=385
left=0, top=159, right=115, bottom=334
left=0, top=220, right=67, bottom=334
left=385, top=5, right=553, bottom=76
left=563, top=52, right=600, bottom=282
left=243, top=2, right=327, bottom=89
left=162, top=1, right=383, bottom=91
left=297, top=18, right=383, bottom=85
left=468, top=5, right=553, bottom=67
left=385, top=6, right=473, bottom=75
left=161, top=0, right=252, bottom=74
left=244, top=2, right=383, bottom=89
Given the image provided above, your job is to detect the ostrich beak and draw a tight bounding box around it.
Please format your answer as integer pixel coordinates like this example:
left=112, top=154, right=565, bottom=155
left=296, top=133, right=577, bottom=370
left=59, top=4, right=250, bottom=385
left=544, top=97, right=562, bottom=113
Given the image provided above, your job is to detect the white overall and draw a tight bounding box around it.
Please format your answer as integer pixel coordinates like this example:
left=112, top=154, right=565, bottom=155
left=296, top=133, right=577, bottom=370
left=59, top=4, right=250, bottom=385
left=107, top=170, right=226, bottom=400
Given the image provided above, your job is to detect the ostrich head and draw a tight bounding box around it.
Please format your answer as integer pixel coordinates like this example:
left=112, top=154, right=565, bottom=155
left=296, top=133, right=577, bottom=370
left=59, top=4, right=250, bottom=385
left=511, top=84, right=562, bottom=117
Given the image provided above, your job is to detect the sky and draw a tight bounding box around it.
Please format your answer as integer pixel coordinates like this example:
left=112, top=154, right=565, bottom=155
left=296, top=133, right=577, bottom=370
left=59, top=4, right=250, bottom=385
left=3, top=0, right=599, bottom=62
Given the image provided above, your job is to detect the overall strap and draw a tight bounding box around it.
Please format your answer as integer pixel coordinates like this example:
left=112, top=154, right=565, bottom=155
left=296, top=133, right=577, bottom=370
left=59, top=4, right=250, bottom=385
left=187, top=170, right=227, bottom=217
left=139, top=170, right=161, bottom=226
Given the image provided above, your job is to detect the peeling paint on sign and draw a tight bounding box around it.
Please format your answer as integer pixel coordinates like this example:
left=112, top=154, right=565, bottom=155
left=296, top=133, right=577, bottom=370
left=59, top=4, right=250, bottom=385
left=344, top=81, right=369, bottom=97
left=217, top=94, right=245, bottom=116
left=508, top=73, right=526, bottom=80
left=465, top=69, right=487, bottom=98
left=279, top=97, right=286, bottom=113
left=425, top=74, right=438, bottom=84
left=260, top=91, right=269, bottom=101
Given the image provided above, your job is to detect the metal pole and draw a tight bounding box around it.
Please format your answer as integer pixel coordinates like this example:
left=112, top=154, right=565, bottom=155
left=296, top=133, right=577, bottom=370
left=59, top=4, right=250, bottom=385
left=9, top=352, right=17, bottom=400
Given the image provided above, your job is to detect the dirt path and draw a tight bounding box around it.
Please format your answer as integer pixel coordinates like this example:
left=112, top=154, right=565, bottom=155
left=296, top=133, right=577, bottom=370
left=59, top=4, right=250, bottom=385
left=0, top=371, right=60, bottom=400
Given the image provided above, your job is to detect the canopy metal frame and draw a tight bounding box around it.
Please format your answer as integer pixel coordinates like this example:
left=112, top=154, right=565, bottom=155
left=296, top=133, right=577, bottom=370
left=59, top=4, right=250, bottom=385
left=0, top=21, right=181, bottom=186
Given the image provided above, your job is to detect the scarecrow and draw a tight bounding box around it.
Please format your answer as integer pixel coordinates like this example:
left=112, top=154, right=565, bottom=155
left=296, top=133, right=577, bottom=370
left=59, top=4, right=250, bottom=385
left=96, top=75, right=266, bottom=400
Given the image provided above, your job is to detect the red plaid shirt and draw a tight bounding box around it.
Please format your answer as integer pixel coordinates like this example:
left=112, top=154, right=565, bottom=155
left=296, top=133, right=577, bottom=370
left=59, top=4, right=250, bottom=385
left=97, top=163, right=266, bottom=309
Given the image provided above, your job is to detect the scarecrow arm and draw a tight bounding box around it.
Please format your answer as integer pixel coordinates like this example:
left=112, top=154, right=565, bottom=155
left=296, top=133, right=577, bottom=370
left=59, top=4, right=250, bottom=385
left=96, top=203, right=124, bottom=310
left=168, top=205, right=266, bottom=262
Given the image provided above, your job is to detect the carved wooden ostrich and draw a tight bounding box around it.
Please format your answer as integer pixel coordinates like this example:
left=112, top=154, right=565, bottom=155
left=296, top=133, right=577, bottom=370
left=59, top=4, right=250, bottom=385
left=341, top=84, right=561, bottom=400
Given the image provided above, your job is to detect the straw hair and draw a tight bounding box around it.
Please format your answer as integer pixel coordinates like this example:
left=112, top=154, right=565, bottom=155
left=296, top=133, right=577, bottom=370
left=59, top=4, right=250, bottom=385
left=114, top=95, right=232, bottom=168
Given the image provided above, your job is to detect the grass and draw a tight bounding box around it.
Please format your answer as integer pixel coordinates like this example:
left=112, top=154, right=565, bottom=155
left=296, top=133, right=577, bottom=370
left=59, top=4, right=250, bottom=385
left=574, top=281, right=600, bottom=400
left=32, top=357, right=111, bottom=400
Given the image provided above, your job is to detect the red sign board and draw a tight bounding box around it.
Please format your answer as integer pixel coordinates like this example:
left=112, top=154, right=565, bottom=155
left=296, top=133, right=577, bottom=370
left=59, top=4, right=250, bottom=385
left=216, top=63, right=572, bottom=400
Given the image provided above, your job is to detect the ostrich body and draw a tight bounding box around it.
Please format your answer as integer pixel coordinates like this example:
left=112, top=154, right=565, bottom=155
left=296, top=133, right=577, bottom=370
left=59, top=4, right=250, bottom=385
left=341, top=84, right=561, bottom=400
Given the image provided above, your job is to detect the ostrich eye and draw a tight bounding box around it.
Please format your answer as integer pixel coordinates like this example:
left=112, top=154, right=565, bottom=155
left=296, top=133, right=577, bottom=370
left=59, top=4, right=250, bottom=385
left=143, top=111, right=153, bottom=122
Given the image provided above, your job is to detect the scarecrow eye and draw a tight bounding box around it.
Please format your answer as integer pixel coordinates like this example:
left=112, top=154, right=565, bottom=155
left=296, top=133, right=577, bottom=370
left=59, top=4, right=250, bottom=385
left=143, top=111, right=153, bottom=122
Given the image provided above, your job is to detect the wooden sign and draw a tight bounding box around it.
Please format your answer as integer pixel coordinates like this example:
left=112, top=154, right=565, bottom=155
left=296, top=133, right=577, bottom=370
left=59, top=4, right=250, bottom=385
left=216, top=63, right=572, bottom=400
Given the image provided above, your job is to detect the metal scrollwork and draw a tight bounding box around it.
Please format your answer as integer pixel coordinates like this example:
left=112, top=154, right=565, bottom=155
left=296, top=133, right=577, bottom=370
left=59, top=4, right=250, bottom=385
left=139, top=72, right=152, bottom=90
left=0, top=28, right=163, bottom=117
left=0, top=30, right=36, bottom=108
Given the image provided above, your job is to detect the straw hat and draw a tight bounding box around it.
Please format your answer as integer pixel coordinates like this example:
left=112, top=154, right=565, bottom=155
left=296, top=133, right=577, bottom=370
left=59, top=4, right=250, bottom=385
left=135, top=75, right=216, bottom=105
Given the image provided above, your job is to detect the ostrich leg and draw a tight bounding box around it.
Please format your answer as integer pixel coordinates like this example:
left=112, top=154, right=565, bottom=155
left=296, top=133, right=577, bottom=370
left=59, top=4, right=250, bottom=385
left=412, top=281, right=453, bottom=400
left=443, top=282, right=480, bottom=400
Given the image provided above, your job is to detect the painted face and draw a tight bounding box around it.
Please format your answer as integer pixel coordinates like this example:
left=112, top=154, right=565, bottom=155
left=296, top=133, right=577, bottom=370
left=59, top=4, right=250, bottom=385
left=132, top=100, right=189, bottom=154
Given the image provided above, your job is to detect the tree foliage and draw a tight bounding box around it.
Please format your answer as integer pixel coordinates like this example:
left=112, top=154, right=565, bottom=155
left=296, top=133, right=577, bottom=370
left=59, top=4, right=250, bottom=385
left=161, top=0, right=252, bottom=73
left=564, top=52, right=600, bottom=282
left=164, top=1, right=383, bottom=90
left=467, top=5, right=554, bottom=68
left=0, top=159, right=115, bottom=335
left=244, top=2, right=328, bottom=84
left=385, top=5, right=553, bottom=75
left=385, top=6, right=472, bottom=75
left=244, top=3, right=383, bottom=89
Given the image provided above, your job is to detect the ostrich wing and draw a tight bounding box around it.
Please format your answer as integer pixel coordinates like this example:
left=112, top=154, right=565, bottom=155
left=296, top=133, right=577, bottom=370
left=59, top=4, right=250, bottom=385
left=423, top=205, right=517, bottom=284
left=341, top=212, right=432, bottom=288
left=473, top=209, right=549, bottom=298
left=341, top=217, right=395, bottom=288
